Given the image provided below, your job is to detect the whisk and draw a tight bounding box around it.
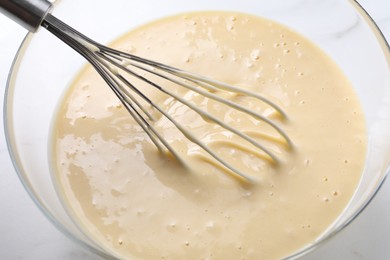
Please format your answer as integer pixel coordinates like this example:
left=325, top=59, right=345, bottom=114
left=0, top=0, right=292, bottom=181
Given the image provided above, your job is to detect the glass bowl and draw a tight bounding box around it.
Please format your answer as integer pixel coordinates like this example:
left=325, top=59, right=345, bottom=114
left=4, top=0, right=390, bottom=259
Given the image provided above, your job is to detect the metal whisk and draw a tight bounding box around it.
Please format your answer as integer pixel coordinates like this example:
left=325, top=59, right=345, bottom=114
left=1, top=0, right=292, bottom=181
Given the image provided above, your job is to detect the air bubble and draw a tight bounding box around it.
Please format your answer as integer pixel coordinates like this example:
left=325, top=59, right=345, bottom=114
left=250, top=49, right=261, bottom=60
left=81, top=83, right=89, bottom=89
left=136, top=208, right=146, bottom=216
left=126, top=46, right=135, bottom=53
left=242, top=191, right=252, bottom=198
left=206, top=221, right=215, bottom=230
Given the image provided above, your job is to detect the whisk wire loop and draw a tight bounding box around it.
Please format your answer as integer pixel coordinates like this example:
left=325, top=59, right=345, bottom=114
left=42, top=13, right=292, bottom=181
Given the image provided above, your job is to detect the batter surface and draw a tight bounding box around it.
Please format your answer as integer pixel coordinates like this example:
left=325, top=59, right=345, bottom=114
left=51, top=12, right=367, bottom=259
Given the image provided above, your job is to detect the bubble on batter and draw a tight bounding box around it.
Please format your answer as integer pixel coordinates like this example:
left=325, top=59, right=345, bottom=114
left=304, top=159, right=310, bottom=166
left=166, top=221, right=177, bottom=232
left=136, top=208, right=146, bottom=217
left=227, top=25, right=234, bottom=31
left=255, top=71, right=262, bottom=79
left=185, top=224, right=191, bottom=231
left=205, top=221, right=215, bottom=230
left=250, top=49, right=261, bottom=60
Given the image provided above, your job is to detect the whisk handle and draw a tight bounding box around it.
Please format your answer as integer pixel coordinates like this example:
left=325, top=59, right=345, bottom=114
left=0, top=0, right=52, bottom=32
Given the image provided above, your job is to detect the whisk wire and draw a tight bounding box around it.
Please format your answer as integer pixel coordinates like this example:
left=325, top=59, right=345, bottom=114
left=42, top=13, right=292, bottom=181
left=96, top=50, right=284, bottom=164
left=42, top=14, right=183, bottom=159
left=97, top=46, right=292, bottom=148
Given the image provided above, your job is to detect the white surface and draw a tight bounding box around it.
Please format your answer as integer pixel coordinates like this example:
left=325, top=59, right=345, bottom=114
left=0, top=0, right=389, bottom=259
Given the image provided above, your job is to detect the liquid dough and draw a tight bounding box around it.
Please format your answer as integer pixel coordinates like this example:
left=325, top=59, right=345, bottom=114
left=52, top=12, right=367, bottom=259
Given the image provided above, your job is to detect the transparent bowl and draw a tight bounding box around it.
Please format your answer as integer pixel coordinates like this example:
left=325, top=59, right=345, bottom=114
left=4, top=0, right=390, bottom=259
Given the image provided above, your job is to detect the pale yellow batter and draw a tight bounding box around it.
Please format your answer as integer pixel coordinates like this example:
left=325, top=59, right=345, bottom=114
left=51, top=12, right=367, bottom=259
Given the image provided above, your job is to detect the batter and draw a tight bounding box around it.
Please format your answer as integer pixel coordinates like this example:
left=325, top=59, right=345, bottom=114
left=51, top=12, right=367, bottom=259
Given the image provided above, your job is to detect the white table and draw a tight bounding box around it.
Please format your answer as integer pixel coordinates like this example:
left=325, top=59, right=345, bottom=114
left=1, top=0, right=389, bottom=259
